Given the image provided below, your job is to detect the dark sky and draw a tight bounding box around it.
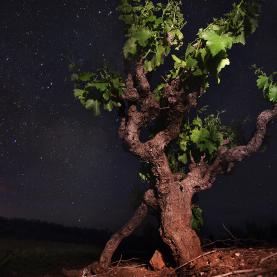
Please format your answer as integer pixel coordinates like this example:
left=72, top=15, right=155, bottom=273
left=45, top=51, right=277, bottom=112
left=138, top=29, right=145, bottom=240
left=0, top=0, right=276, bottom=234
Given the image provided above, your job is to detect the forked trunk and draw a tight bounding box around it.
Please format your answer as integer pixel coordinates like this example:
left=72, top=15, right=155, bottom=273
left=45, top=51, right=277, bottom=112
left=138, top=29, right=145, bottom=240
left=159, top=180, right=202, bottom=265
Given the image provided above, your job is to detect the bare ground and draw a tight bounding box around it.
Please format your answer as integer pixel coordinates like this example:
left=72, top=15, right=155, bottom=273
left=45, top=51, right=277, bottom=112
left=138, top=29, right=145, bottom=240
left=3, top=247, right=277, bottom=277
left=60, top=247, right=277, bottom=277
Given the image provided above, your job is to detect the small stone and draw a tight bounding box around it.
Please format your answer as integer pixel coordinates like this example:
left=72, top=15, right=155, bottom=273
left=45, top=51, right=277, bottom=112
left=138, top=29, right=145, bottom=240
left=150, top=250, right=166, bottom=271
left=235, top=252, right=240, bottom=257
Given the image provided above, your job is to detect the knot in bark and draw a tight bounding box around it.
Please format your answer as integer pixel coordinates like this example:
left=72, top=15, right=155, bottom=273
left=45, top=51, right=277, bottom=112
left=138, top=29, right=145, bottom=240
left=122, top=88, right=139, bottom=102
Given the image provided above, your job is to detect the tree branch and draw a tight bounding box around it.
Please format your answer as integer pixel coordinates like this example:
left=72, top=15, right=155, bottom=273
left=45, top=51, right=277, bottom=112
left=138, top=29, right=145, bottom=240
left=148, top=90, right=199, bottom=153
left=121, top=73, right=139, bottom=102
left=135, top=60, right=150, bottom=96
left=144, top=188, right=159, bottom=209
left=194, top=104, right=277, bottom=192
left=88, top=189, right=156, bottom=273
left=118, top=74, right=160, bottom=160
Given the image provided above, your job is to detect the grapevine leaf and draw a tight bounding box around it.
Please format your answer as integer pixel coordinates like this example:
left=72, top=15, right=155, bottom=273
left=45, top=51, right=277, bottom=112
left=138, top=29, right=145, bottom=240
left=172, top=54, right=186, bottom=68
left=192, top=116, right=202, bottom=128
left=186, top=56, right=198, bottom=69
left=155, top=44, right=166, bottom=67
left=74, top=89, right=85, bottom=98
left=104, top=101, right=114, bottom=112
left=178, top=153, right=187, bottom=164
left=179, top=139, right=188, bottom=152
left=134, top=28, right=153, bottom=47
left=78, top=72, right=93, bottom=82
left=256, top=75, right=269, bottom=91
left=217, top=58, right=230, bottom=83
left=268, top=85, right=277, bottom=102
left=191, top=205, right=204, bottom=231
left=144, top=60, right=154, bottom=72
left=190, top=128, right=210, bottom=144
left=102, top=91, right=111, bottom=101
left=201, top=30, right=233, bottom=56
left=217, top=58, right=230, bottom=74
left=85, top=99, right=101, bottom=116
left=123, top=37, right=137, bottom=57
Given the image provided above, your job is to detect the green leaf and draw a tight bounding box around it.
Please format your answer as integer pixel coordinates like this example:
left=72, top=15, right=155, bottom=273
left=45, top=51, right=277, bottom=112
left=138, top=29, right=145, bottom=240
left=178, top=153, right=187, bottom=164
left=104, top=101, right=114, bottom=112
left=111, top=77, right=122, bottom=90
left=217, top=58, right=230, bottom=83
left=185, top=44, right=195, bottom=58
left=200, top=142, right=217, bottom=155
left=199, top=48, right=207, bottom=62
left=186, top=56, right=198, bottom=69
left=172, top=54, right=186, bottom=68
left=154, top=83, right=166, bottom=101
left=256, top=75, right=269, bottom=91
left=191, top=205, right=204, bottom=231
left=268, top=85, right=277, bottom=102
left=78, top=72, right=93, bottom=82
left=94, top=82, right=109, bottom=92
left=144, top=60, right=154, bottom=72
left=155, top=45, right=165, bottom=67
left=201, top=30, right=233, bottom=56
left=138, top=172, right=149, bottom=183
left=102, top=91, right=111, bottom=101
left=123, top=37, right=137, bottom=57
left=172, top=54, right=182, bottom=63
left=73, top=89, right=85, bottom=98
left=175, top=29, right=184, bottom=41
left=192, top=116, right=203, bottom=128
left=217, top=58, right=230, bottom=74
left=85, top=99, right=101, bottom=116
left=190, top=128, right=210, bottom=144
left=134, top=28, right=152, bottom=47
left=179, top=139, right=188, bottom=152
left=234, top=32, right=246, bottom=45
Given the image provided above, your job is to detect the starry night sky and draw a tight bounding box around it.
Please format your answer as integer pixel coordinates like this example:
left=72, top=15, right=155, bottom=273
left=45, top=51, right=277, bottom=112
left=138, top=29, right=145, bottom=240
left=0, top=0, right=276, bottom=234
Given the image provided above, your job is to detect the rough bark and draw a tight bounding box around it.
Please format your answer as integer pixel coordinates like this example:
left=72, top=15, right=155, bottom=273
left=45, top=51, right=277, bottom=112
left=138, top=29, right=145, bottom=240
left=109, top=66, right=202, bottom=270
left=159, top=179, right=202, bottom=265
left=85, top=55, right=277, bottom=275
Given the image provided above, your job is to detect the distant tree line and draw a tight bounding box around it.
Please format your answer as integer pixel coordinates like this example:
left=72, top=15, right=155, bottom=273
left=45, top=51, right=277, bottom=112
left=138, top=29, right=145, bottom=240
left=0, top=217, right=110, bottom=245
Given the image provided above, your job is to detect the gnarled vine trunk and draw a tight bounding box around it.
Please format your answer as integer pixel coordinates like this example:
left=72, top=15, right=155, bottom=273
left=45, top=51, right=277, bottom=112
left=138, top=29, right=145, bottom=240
left=158, top=180, right=202, bottom=265
left=81, top=59, right=277, bottom=275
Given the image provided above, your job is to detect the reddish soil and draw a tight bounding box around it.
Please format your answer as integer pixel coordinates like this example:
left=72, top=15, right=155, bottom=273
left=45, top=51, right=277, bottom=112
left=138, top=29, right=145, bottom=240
left=6, top=247, right=277, bottom=277
left=63, top=247, right=277, bottom=277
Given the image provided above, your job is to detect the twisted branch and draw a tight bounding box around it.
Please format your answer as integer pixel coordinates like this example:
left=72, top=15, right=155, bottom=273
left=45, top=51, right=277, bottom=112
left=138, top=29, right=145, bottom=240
left=89, top=189, right=157, bottom=273
left=192, top=103, right=277, bottom=192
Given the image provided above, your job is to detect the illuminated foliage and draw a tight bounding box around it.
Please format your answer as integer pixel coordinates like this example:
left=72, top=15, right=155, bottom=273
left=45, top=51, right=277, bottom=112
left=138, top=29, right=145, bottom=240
left=71, top=0, right=273, bottom=231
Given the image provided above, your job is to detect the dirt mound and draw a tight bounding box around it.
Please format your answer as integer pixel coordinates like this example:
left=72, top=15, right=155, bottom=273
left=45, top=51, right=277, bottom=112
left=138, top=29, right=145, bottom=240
left=181, top=248, right=277, bottom=276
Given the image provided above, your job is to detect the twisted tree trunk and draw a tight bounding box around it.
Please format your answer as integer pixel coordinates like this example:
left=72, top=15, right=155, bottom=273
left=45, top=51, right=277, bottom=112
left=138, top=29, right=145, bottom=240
left=159, top=180, right=201, bottom=265
left=80, top=57, right=276, bottom=275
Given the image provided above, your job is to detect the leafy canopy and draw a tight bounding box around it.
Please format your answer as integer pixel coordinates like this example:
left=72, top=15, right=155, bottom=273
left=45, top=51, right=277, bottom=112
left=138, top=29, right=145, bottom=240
left=166, top=0, right=261, bottom=93
left=176, top=113, right=236, bottom=167
left=71, top=0, right=269, bottom=231
left=72, top=68, right=125, bottom=116
left=118, top=0, right=185, bottom=72
left=72, top=0, right=261, bottom=117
